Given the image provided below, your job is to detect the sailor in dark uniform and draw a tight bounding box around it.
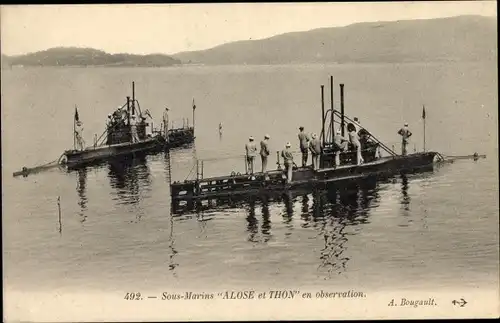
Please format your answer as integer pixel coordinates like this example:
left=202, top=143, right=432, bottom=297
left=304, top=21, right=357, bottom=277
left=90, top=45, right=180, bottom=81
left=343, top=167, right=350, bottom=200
left=298, top=126, right=310, bottom=167
left=281, top=142, right=294, bottom=183
left=260, top=134, right=270, bottom=173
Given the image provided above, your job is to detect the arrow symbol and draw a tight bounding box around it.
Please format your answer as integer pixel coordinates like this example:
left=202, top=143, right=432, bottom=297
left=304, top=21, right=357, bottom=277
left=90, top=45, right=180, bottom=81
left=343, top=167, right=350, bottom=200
left=452, top=299, right=467, bottom=307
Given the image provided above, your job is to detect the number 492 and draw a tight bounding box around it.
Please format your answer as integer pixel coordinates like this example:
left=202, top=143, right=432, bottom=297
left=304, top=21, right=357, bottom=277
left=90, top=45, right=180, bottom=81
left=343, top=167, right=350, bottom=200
left=124, top=292, right=142, bottom=300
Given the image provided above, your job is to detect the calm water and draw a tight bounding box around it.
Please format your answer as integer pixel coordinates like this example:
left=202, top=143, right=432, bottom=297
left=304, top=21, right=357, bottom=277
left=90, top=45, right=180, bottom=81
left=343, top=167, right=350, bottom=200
left=2, top=63, right=498, bottom=295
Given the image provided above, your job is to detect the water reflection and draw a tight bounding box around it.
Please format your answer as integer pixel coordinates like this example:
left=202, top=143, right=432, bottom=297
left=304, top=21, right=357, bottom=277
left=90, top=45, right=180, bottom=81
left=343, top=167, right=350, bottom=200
left=168, top=213, right=179, bottom=275
left=68, top=154, right=154, bottom=223
left=175, top=179, right=384, bottom=276
left=400, top=174, right=411, bottom=213
left=246, top=198, right=258, bottom=243
left=242, top=196, right=273, bottom=243
left=318, top=215, right=349, bottom=277
left=171, top=172, right=427, bottom=278
left=107, top=154, right=152, bottom=207
left=282, top=191, right=294, bottom=238
left=316, top=180, right=380, bottom=277
left=76, top=167, right=88, bottom=223
left=164, top=151, right=172, bottom=185
left=300, top=195, right=311, bottom=227
left=396, top=174, right=413, bottom=227
left=261, top=197, right=272, bottom=242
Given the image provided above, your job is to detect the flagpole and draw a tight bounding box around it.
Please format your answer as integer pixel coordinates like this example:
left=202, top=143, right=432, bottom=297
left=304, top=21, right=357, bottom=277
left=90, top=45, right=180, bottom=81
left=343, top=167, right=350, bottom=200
left=422, top=104, right=426, bottom=152
left=424, top=118, right=426, bottom=152
left=73, top=105, right=77, bottom=150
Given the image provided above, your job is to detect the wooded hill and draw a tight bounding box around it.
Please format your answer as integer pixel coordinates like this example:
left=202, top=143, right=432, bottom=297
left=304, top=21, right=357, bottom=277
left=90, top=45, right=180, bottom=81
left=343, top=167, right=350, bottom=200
left=173, top=15, right=497, bottom=65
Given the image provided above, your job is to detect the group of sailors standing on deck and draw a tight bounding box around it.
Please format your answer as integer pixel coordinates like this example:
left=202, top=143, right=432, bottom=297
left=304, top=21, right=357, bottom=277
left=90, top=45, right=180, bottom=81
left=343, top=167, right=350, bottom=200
left=73, top=104, right=154, bottom=151
left=244, top=119, right=413, bottom=183
left=106, top=105, right=150, bottom=144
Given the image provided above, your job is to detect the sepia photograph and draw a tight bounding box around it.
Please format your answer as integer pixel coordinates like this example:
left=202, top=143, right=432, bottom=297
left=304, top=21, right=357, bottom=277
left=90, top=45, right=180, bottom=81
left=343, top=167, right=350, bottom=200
left=1, top=2, right=498, bottom=321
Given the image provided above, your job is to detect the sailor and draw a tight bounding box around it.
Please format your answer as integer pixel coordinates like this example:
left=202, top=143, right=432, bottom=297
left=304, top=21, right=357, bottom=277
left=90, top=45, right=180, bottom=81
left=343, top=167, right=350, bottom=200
left=298, top=126, right=310, bottom=167
left=112, top=108, right=121, bottom=121
left=105, top=114, right=115, bottom=145
left=117, top=105, right=128, bottom=124
left=358, top=128, right=371, bottom=147
left=281, top=142, right=294, bottom=183
left=75, top=120, right=85, bottom=151
left=245, top=136, right=257, bottom=174
left=348, top=123, right=364, bottom=165
left=260, top=134, right=271, bottom=173
left=398, top=123, right=412, bottom=156
left=130, top=115, right=140, bottom=143
left=353, top=117, right=364, bottom=136
left=353, top=116, right=369, bottom=139
left=333, top=129, right=348, bottom=166
left=140, top=113, right=152, bottom=138
left=219, top=122, right=223, bottom=136
left=309, top=133, right=322, bottom=170
left=106, top=114, right=114, bottom=128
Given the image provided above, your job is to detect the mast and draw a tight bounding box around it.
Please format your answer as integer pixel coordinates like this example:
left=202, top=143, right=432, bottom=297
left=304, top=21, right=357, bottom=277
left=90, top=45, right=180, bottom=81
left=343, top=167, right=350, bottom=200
left=131, top=82, right=135, bottom=116
left=424, top=120, right=426, bottom=152
left=330, top=75, right=334, bottom=143
left=126, top=96, right=130, bottom=125
left=340, top=83, right=345, bottom=136
left=192, top=98, right=196, bottom=134
left=321, top=85, right=325, bottom=147
left=73, top=105, right=76, bottom=150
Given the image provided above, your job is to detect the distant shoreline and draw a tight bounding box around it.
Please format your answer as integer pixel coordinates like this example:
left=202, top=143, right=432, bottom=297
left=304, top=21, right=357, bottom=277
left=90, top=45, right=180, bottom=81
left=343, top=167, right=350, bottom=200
left=2, top=59, right=493, bottom=71
left=4, top=64, right=184, bottom=68
left=1, top=47, right=182, bottom=69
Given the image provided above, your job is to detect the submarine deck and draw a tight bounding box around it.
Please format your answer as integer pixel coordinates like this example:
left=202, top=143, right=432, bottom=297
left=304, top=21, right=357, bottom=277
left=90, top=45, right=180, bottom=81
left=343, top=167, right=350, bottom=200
left=170, top=152, right=437, bottom=202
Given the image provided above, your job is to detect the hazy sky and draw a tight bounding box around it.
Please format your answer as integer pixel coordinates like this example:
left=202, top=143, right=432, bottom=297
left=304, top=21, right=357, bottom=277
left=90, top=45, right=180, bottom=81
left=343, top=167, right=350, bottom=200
left=1, top=2, right=497, bottom=56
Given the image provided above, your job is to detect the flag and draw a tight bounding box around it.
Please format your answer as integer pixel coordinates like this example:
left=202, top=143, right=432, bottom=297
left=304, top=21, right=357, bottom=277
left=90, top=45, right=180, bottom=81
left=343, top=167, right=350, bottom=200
left=422, top=105, right=426, bottom=120
left=192, top=98, right=196, bottom=110
left=74, top=106, right=80, bottom=122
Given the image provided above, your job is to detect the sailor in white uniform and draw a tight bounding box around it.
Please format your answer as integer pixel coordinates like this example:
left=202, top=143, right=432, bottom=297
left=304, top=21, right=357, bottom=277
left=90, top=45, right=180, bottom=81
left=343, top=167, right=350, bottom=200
left=75, top=121, right=85, bottom=150
left=130, top=115, right=140, bottom=143
left=245, top=136, right=257, bottom=174
left=348, top=126, right=364, bottom=165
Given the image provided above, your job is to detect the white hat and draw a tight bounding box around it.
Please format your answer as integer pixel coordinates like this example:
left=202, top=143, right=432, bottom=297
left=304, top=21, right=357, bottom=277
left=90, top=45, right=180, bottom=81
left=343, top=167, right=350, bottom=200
left=249, top=136, right=254, bottom=141
left=336, top=129, right=341, bottom=134
left=404, top=122, right=408, bottom=126
left=118, top=105, right=122, bottom=110
left=264, top=134, right=270, bottom=139
left=108, top=114, right=112, bottom=117
left=286, top=142, right=291, bottom=147
left=131, top=115, right=136, bottom=118
left=312, top=133, right=317, bottom=138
